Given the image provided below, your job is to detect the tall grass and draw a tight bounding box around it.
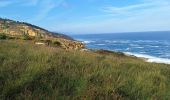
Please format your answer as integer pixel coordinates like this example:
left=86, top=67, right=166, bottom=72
left=0, top=40, right=170, bottom=100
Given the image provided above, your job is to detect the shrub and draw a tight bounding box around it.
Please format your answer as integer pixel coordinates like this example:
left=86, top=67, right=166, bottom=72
left=52, top=40, right=61, bottom=46
left=44, top=40, right=52, bottom=45
left=21, top=34, right=31, bottom=40
left=0, top=24, right=9, bottom=29
left=0, top=33, right=7, bottom=39
left=35, top=34, right=43, bottom=41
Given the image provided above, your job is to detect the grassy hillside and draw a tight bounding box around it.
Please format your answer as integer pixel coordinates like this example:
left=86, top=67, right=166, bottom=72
left=0, top=18, right=73, bottom=40
left=0, top=18, right=85, bottom=50
left=0, top=40, right=170, bottom=100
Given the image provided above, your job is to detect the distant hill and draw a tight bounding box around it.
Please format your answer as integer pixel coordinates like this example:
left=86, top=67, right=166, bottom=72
left=0, top=18, right=84, bottom=50
left=0, top=18, right=73, bottom=40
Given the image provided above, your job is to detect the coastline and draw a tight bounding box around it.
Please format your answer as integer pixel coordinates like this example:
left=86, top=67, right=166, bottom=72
left=78, top=39, right=170, bottom=65
left=124, top=52, right=170, bottom=65
left=84, top=48, right=170, bottom=65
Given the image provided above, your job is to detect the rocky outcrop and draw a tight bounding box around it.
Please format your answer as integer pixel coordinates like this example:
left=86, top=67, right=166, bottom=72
left=0, top=18, right=73, bottom=39
left=57, top=38, right=85, bottom=50
left=0, top=19, right=49, bottom=38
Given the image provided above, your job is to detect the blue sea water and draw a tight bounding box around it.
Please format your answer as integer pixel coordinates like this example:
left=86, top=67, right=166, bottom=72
left=71, top=31, right=170, bottom=64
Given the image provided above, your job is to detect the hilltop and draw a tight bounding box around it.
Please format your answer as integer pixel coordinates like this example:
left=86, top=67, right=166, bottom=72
left=0, top=18, right=84, bottom=50
left=0, top=18, right=72, bottom=39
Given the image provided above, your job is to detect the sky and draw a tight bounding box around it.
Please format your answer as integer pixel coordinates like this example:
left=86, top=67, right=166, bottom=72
left=0, top=0, right=170, bottom=34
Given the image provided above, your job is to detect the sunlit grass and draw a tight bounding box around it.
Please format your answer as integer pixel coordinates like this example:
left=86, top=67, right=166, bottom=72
left=0, top=40, right=170, bottom=100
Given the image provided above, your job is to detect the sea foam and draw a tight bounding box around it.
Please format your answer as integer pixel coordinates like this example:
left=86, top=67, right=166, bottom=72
left=124, top=52, right=170, bottom=64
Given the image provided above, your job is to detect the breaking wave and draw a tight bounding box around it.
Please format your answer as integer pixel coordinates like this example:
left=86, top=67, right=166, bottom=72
left=125, top=52, right=170, bottom=64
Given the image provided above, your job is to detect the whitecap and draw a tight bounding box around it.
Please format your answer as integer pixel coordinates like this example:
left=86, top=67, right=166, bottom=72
left=82, top=40, right=95, bottom=44
left=139, top=52, right=146, bottom=54
left=124, top=52, right=170, bottom=64
left=129, top=44, right=139, bottom=47
left=134, top=40, right=159, bottom=43
left=119, top=40, right=130, bottom=43
left=104, top=40, right=117, bottom=43
left=125, top=48, right=130, bottom=50
left=104, top=40, right=130, bottom=44
left=150, top=46, right=160, bottom=48
left=134, top=47, right=144, bottom=49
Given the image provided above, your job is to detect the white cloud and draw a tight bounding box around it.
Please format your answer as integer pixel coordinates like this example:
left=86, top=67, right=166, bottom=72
left=102, top=0, right=170, bottom=16
left=103, top=3, right=154, bottom=14
left=55, top=0, right=170, bottom=33
left=29, top=0, right=65, bottom=22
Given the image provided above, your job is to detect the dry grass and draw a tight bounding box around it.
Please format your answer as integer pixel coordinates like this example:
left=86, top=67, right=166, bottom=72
left=0, top=40, right=170, bottom=100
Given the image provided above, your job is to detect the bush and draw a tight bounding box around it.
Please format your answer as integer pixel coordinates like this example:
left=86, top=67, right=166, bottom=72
left=44, top=40, right=52, bottom=45
left=52, top=40, right=61, bottom=46
left=0, top=24, right=9, bottom=29
left=21, top=34, right=31, bottom=40
left=35, top=34, right=43, bottom=41
left=0, top=33, right=7, bottom=39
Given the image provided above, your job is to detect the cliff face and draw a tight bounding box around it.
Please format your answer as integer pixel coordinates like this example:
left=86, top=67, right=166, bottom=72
left=0, top=18, right=84, bottom=50
left=0, top=18, right=68, bottom=39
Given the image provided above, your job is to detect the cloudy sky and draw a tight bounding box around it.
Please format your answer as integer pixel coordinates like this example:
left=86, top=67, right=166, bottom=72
left=0, top=0, right=170, bottom=34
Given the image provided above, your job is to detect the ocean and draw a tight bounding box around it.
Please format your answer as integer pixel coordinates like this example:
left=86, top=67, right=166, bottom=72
left=71, top=31, right=170, bottom=64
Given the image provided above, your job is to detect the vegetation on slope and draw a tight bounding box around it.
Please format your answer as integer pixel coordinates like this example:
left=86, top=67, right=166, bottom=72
left=0, top=18, right=85, bottom=50
left=0, top=33, right=7, bottom=39
left=0, top=40, right=170, bottom=100
left=0, top=18, right=73, bottom=40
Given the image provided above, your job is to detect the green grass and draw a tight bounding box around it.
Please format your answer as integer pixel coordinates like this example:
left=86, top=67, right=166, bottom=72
left=0, top=40, right=170, bottom=100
